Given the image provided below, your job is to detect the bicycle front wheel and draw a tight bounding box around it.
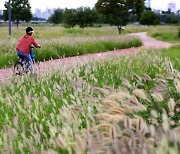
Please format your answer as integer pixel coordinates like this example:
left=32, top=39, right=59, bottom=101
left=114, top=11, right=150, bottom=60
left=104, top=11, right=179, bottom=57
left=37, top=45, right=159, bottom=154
left=14, top=62, right=24, bottom=75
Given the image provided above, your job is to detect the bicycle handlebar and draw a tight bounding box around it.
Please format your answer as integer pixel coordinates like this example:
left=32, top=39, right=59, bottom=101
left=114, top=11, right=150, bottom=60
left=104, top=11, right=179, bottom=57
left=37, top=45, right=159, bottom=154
left=30, top=45, right=41, bottom=49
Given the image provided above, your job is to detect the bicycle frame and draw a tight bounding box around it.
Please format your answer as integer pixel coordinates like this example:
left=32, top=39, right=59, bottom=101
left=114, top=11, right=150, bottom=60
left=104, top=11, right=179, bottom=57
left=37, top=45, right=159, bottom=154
left=14, top=47, right=37, bottom=75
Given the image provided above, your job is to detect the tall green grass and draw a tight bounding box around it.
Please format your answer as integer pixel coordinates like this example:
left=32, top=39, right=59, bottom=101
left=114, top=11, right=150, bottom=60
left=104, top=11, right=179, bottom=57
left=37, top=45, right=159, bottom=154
left=161, top=45, right=180, bottom=70
left=35, top=39, right=141, bottom=61
left=0, top=25, right=118, bottom=39
left=0, top=25, right=179, bottom=39
left=148, top=30, right=180, bottom=43
left=0, top=36, right=142, bottom=69
left=0, top=47, right=179, bottom=153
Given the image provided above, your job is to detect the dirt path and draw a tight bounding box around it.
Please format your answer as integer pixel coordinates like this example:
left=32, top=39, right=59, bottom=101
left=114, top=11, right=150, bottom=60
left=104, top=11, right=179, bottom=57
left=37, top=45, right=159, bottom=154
left=0, top=32, right=174, bottom=80
left=0, top=47, right=140, bottom=80
left=130, top=32, right=172, bottom=49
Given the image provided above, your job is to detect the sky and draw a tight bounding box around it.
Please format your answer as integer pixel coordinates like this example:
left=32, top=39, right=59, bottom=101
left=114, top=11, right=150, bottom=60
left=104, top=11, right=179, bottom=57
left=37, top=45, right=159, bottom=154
left=0, top=0, right=180, bottom=13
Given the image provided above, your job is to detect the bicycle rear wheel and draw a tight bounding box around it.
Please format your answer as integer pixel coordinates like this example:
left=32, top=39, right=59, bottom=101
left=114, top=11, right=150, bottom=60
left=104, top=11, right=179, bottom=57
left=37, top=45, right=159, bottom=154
left=14, top=62, right=24, bottom=75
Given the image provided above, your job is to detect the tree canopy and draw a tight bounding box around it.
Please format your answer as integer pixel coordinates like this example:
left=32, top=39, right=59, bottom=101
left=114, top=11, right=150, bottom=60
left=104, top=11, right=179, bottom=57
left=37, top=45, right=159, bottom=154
left=48, top=9, right=64, bottom=24
left=3, top=0, right=32, bottom=28
left=76, top=7, right=98, bottom=28
left=95, top=0, right=145, bottom=34
left=48, top=7, right=98, bottom=28
left=140, top=10, right=160, bottom=26
left=62, top=8, right=77, bottom=28
left=0, top=14, right=4, bottom=20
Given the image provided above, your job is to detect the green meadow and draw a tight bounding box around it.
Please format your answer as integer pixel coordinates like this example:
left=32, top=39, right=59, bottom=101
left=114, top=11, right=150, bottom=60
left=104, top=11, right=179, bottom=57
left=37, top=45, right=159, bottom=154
left=0, top=25, right=179, bottom=153
left=0, top=46, right=179, bottom=153
left=125, top=25, right=180, bottom=43
left=0, top=25, right=179, bottom=69
left=0, top=25, right=142, bottom=69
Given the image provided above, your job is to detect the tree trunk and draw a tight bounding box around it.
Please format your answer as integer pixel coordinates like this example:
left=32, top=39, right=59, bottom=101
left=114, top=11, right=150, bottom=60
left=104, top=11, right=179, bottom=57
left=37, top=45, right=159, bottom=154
left=16, top=19, right=19, bottom=28
left=8, top=0, right=11, bottom=35
left=117, top=25, right=122, bottom=35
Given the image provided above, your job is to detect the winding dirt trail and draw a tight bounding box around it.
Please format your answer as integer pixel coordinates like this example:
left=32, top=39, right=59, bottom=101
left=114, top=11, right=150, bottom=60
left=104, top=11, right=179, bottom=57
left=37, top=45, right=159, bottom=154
left=0, top=32, right=174, bottom=80
left=130, top=32, right=172, bottom=49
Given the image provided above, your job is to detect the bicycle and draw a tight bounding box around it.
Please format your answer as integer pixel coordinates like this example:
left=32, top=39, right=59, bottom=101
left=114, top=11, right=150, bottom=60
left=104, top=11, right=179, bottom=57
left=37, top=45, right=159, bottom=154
left=14, top=46, right=40, bottom=75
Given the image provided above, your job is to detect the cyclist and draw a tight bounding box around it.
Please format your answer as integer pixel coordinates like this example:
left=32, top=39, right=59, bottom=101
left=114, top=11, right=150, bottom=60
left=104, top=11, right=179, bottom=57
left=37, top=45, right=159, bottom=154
left=16, top=27, right=41, bottom=72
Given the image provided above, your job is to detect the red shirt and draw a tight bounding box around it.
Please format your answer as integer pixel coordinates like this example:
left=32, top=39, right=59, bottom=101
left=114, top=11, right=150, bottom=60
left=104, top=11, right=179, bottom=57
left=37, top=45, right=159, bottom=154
left=16, top=35, right=39, bottom=54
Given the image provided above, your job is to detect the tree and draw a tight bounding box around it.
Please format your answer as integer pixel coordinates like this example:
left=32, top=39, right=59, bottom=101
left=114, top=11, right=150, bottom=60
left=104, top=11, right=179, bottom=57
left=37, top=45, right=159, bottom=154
left=95, top=0, right=145, bottom=34
left=3, top=0, right=32, bottom=28
left=76, top=7, right=98, bottom=28
left=62, top=8, right=77, bottom=28
left=164, top=14, right=178, bottom=24
left=48, top=8, right=64, bottom=24
left=0, top=14, right=4, bottom=20
left=140, top=10, right=160, bottom=26
left=126, top=0, right=145, bottom=18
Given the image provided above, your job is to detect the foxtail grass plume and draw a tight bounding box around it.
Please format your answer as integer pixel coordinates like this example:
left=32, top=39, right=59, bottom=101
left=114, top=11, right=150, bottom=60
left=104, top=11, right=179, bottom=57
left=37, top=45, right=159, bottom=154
left=151, top=110, right=158, bottom=119
left=174, top=79, right=180, bottom=93
left=162, top=113, right=169, bottom=132
left=168, top=98, right=176, bottom=116
left=151, top=92, right=164, bottom=102
left=133, top=89, right=150, bottom=102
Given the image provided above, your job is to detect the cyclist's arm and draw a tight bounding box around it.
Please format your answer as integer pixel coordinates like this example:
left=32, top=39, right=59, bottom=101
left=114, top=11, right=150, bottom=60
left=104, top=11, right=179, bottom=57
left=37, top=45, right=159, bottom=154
left=31, top=38, right=41, bottom=48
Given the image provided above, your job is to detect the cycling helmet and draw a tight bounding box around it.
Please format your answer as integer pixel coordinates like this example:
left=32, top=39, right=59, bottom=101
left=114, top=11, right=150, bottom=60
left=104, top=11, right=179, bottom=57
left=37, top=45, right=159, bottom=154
left=26, top=27, right=34, bottom=34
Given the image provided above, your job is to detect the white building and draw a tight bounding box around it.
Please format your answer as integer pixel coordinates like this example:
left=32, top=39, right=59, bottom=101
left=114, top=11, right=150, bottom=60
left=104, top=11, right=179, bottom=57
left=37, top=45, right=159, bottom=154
left=153, top=9, right=163, bottom=14
left=34, top=8, right=55, bottom=19
left=168, top=2, right=176, bottom=13
left=0, top=9, right=3, bottom=15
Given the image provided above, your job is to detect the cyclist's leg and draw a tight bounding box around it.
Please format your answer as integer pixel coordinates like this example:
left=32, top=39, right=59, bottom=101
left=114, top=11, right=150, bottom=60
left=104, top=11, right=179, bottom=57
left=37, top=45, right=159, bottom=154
left=20, top=58, right=24, bottom=63
left=25, top=55, right=33, bottom=70
left=16, top=51, right=24, bottom=62
left=16, top=51, right=33, bottom=70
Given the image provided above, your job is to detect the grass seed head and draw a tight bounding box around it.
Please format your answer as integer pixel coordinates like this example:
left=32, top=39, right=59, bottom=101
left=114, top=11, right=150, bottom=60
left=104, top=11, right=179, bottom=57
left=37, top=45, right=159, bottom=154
left=151, top=110, right=158, bottom=119
left=162, top=113, right=169, bottom=132
left=150, top=125, right=155, bottom=136
left=107, top=115, right=125, bottom=122
left=109, top=92, right=131, bottom=102
left=121, top=77, right=132, bottom=88
left=102, top=99, right=120, bottom=108
left=55, top=135, right=67, bottom=148
left=75, top=135, right=85, bottom=150
left=151, top=92, right=164, bottom=102
left=124, top=117, right=132, bottom=129
left=12, top=116, right=18, bottom=129
left=133, top=89, right=150, bottom=102
left=143, top=74, right=152, bottom=81
left=168, top=98, right=176, bottom=116
left=167, top=61, right=174, bottom=74
left=174, top=79, right=180, bottom=93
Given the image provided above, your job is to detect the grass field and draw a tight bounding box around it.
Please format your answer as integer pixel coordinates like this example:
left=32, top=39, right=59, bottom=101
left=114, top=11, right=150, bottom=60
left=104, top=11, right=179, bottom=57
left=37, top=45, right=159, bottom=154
left=0, top=25, right=179, bottom=153
left=0, top=45, right=179, bottom=153
left=0, top=25, right=179, bottom=69
left=124, top=25, right=180, bottom=43
left=0, top=25, right=118, bottom=39
left=148, top=30, right=180, bottom=43
left=0, top=25, right=142, bottom=69
left=0, top=24, right=179, bottom=39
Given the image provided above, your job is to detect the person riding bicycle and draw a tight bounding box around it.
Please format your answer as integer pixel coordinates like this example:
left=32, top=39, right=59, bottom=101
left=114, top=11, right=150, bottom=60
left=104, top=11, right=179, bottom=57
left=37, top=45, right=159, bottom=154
left=16, top=27, right=41, bottom=71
